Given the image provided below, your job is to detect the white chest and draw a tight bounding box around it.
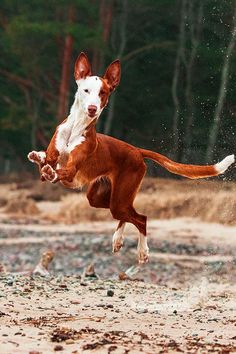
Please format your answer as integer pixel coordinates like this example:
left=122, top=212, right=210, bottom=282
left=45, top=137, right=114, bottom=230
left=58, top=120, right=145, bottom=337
left=55, top=116, right=86, bottom=154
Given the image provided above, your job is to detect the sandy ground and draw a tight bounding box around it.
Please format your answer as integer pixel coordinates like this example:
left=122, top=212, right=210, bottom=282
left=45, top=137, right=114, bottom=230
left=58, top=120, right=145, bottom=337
left=0, top=179, right=236, bottom=353
left=0, top=218, right=236, bottom=353
left=1, top=275, right=236, bottom=354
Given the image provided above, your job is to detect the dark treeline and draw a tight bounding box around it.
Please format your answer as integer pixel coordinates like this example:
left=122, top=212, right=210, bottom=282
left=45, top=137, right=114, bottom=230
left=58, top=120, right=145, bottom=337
left=0, top=0, right=236, bottom=177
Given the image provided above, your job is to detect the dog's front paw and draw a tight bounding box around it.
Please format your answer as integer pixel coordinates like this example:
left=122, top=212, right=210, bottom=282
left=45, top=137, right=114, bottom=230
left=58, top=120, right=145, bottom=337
left=41, top=164, right=57, bottom=183
left=28, top=151, right=46, bottom=165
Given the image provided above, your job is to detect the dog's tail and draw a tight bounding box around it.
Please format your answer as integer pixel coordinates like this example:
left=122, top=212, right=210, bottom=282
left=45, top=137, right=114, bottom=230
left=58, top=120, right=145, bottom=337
left=139, top=149, right=234, bottom=179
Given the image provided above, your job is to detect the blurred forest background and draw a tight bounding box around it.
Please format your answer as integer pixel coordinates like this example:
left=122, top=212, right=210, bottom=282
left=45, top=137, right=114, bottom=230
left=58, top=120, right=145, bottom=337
left=0, top=0, right=236, bottom=177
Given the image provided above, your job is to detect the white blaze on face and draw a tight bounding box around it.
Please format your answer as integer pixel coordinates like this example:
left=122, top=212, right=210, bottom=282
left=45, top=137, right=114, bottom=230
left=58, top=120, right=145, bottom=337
left=77, top=76, right=103, bottom=117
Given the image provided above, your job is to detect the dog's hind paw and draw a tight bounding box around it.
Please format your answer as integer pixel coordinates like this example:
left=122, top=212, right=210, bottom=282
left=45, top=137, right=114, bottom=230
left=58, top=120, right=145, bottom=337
left=113, top=239, right=124, bottom=253
left=138, top=248, right=149, bottom=264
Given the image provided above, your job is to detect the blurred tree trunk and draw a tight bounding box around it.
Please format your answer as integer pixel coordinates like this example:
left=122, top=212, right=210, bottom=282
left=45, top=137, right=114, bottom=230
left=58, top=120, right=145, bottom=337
left=92, top=0, right=113, bottom=131
left=31, top=99, right=38, bottom=150
left=36, top=129, right=48, bottom=149
left=103, top=0, right=127, bottom=136
left=92, top=0, right=113, bottom=74
left=183, top=1, right=203, bottom=162
left=57, top=5, right=75, bottom=121
left=206, top=3, right=236, bottom=162
left=99, top=0, right=113, bottom=73
left=92, top=48, right=101, bottom=74
left=0, top=69, right=46, bottom=149
left=171, top=0, right=187, bottom=159
left=172, top=1, right=203, bottom=162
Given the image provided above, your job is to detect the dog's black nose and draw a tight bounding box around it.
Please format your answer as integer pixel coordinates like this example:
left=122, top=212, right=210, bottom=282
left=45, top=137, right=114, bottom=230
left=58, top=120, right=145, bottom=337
left=88, top=105, right=97, bottom=117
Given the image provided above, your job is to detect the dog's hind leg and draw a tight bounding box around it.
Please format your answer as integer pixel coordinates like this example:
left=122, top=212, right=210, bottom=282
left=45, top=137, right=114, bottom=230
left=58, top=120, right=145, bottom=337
left=87, top=178, right=126, bottom=253
left=109, top=163, right=149, bottom=263
left=87, top=178, right=111, bottom=208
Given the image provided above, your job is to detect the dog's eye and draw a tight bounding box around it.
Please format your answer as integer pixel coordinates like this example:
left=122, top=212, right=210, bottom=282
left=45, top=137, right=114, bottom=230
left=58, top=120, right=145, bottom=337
left=84, top=89, right=89, bottom=93
left=100, top=90, right=106, bottom=95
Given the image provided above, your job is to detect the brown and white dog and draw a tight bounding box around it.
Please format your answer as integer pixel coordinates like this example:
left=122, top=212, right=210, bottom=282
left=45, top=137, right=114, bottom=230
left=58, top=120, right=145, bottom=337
left=28, top=52, right=234, bottom=263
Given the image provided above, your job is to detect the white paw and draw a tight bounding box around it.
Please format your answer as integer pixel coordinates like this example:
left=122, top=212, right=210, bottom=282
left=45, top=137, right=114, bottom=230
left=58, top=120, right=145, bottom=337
left=138, top=247, right=149, bottom=264
left=112, top=225, right=125, bottom=253
left=112, top=238, right=124, bottom=253
left=41, top=164, right=57, bottom=183
left=137, top=234, right=149, bottom=264
left=28, top=151, right=46, bottom=164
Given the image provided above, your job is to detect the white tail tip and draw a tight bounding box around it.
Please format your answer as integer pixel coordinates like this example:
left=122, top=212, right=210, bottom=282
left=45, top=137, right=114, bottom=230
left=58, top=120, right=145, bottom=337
left=215, top=154, right=235, bottom=174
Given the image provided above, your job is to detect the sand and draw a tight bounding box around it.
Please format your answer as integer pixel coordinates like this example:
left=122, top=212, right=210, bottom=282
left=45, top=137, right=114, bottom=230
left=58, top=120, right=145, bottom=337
left=0, top=178, right=236, bottom=353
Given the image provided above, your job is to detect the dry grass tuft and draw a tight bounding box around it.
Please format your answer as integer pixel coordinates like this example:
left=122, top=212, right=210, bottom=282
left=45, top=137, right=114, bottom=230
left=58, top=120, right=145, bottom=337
left=25, top=180, right=73, bottom=202
left=58, top=178, right=236, bottom=225
left=134, top=191, right=236, bottom=225
left=4, top=196, right=40, bottom=215
left=58, top=194, right=111, bottom=223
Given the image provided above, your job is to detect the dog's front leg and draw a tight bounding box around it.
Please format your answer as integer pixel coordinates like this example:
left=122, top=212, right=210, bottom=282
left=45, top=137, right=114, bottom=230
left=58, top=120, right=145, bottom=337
left=28, top=151, right=47, bottom=166
left=28, top=129, right=60, bottom=181
left=28, top=129, right=59, bottom=168
left=41, top=124, right=97, bottom=184
left=28, top=147, right=59, bottom=182
left=41, top=164, right=77, bottom=183
left=28, top=150, right=47, bottom=181
left=41, top=145, right=82, bottom=183
left=45, top=132, right=60, bottom=169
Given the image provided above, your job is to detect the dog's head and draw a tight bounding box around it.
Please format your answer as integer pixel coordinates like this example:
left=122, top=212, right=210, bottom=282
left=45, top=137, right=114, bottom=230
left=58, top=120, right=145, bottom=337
left=74, top=52, right=121, bottom=119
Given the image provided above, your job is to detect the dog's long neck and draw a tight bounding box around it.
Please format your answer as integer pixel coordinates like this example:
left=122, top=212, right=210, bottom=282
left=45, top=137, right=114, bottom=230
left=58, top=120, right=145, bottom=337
left=55, top=92, right=98, bottom=158
left=67, top=92, right=97, bottom=139
left=68, top=93, right=89, bottom=134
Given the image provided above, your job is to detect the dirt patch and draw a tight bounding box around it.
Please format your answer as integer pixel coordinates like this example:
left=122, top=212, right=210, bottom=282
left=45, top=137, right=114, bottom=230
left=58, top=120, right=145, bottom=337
left=0, top=213, right=236, bottom=353
left=0, top=273, right=236, bottom=354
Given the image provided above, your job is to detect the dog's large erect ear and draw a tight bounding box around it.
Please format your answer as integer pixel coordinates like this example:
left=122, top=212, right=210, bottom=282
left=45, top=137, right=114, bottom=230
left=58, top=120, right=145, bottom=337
left=74, top=52, right=92, bottom=81
left=104, top=59, right=121, bottom=91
